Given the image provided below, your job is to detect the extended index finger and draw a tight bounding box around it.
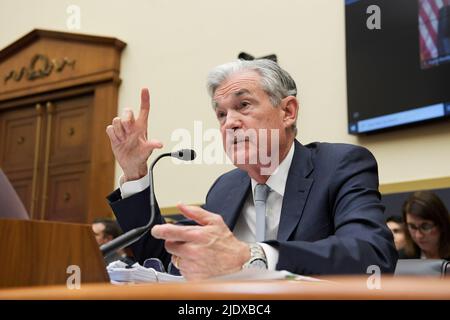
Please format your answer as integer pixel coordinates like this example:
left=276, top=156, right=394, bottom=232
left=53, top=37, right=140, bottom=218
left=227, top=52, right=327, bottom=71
left=177, top=204, right=219, bottom=226
left=151, top=224, right=200, bottom=242
left=137, top=88, right=150, bottom=124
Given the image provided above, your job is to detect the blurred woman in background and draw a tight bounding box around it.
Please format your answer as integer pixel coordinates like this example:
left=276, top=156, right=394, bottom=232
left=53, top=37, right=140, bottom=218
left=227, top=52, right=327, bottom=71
left=402, top=191, right=450, bottom=260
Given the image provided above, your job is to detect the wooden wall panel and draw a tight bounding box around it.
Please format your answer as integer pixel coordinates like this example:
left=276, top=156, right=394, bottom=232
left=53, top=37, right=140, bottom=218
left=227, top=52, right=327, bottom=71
left=0, top=29, right=125, bottom=224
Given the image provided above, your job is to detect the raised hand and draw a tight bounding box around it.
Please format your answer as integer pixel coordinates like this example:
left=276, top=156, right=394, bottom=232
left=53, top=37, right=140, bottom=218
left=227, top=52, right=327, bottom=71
left=106, top=88, right=163, bottom=182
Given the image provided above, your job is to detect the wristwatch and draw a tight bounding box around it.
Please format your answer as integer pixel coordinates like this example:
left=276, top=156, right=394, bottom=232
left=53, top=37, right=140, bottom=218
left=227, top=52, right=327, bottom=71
left=242, top=243, right=268, bottom=269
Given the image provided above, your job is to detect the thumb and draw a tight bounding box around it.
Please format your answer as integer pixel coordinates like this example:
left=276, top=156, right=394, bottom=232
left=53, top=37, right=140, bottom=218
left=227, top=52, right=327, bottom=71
left=146, top=139, right=164, bottom=150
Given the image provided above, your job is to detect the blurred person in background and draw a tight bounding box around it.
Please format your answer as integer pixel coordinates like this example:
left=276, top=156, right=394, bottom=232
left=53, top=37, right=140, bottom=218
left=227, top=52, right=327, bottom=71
left=386, top=215, right=406, bottom=255
left=92, top=217, right=134, bottom=265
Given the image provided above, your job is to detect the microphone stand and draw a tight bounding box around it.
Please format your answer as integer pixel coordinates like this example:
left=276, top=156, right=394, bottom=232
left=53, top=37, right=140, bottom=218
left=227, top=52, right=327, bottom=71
left=100, top=150, right=193, bottom=258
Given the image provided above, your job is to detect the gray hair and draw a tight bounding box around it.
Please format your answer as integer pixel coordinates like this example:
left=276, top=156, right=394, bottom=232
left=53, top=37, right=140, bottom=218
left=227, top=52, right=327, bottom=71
left=206, top=59, right=298, bottom=107
left=207, top=59, right=298, bottom=135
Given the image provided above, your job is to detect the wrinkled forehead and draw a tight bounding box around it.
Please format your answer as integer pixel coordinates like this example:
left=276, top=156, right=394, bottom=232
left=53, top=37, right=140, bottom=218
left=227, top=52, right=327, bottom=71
left=212, top=71, right=263, bottom=105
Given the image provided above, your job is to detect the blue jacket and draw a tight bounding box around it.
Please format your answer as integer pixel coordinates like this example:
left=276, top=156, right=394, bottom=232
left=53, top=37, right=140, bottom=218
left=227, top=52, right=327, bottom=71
left=108, top=140, right=398, bottom=275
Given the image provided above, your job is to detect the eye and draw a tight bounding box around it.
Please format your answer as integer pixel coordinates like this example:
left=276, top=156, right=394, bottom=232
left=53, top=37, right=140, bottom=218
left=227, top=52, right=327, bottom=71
left=216, top=110, right=226, bottom=120
left=240, top=101, right=250, bottom=108
left=421, top=223, right=434, bottom=231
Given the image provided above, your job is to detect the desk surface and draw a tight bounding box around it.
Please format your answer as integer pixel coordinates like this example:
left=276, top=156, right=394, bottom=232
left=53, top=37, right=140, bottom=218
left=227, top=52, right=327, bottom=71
left=1, top=276, right=450, bottom=300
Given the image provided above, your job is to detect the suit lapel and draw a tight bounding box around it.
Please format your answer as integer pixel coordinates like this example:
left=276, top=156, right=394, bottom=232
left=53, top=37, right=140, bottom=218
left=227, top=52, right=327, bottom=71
left=221, top=172, right=251, bottom=230
left=277, top=140, right=314, bottom=241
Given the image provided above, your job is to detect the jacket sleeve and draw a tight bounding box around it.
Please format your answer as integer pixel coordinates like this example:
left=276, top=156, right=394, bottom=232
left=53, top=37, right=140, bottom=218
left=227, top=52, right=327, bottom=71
left=267, top=146, right=398, bottom=275
left=107, top=187, right=172, bottom=268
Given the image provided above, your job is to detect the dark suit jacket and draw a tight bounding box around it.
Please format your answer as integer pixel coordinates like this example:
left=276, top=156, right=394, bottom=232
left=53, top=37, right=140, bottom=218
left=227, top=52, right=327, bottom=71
left=108, top=140, right=398, bottom=275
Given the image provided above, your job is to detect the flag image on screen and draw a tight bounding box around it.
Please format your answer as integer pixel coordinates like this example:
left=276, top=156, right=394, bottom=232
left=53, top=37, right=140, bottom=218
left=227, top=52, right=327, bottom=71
left=419, top=0, right=450, bottom=69
left=345, top=0, right=450, bottom=134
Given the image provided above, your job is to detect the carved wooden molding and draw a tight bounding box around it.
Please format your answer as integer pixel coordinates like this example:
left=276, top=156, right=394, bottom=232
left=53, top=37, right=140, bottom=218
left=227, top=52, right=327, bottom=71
left=0, top=29, right=126, bottom=102
left=4, top=54, right=76, bottom=84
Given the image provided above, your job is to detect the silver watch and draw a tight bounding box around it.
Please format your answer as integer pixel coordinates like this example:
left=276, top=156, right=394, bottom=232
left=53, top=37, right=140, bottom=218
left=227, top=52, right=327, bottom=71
left=242, top=243, right=268, bottom=269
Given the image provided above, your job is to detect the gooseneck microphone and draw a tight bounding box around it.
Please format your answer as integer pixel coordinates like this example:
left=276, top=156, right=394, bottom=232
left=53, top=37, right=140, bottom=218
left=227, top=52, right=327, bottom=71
left=100, top=149, right=196, bottom=258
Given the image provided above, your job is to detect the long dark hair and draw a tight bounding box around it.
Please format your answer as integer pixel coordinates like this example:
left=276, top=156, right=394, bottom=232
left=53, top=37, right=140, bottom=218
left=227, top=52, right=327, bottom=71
left=402, top=191, right=450, bottom=259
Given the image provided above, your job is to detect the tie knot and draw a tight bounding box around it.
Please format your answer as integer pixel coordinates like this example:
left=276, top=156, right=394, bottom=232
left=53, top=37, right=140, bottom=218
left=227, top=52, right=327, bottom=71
left=254, top=184, right=270, bottom=202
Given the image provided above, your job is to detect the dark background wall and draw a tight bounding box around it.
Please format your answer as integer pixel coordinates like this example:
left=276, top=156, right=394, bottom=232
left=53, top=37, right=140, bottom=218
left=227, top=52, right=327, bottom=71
left=382, top=188, right=450, bottom=219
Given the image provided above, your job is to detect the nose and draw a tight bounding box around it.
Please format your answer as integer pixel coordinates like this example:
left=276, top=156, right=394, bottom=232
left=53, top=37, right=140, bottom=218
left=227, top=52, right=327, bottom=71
left=413, top=229, right=425, bottom=240
left=223, top=110, right=242, bottom=131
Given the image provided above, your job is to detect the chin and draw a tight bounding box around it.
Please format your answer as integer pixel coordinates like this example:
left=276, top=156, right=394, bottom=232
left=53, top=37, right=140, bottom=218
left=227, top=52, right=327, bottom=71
left=417, top=243, right=431, bottom=251
left=227, top=145, right=258, bottom=166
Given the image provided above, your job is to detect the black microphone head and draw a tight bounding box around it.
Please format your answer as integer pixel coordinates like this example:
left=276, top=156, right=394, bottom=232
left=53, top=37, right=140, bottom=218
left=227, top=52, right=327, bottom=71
left=171, top=149, right=196, bottom=161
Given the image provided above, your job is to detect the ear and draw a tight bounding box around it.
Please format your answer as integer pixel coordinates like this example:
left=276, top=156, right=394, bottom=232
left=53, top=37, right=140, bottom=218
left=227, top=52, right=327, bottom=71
left=281, top=96, right=299, bottom=130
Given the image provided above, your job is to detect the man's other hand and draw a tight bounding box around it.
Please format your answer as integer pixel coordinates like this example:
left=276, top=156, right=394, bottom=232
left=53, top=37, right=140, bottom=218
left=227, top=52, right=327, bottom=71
left=151, top=204, right=251, bottom=280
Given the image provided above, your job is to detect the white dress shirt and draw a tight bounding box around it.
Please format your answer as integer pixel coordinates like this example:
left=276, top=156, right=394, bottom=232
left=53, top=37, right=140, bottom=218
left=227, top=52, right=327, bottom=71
left=119, top=142, right=295, bottom=270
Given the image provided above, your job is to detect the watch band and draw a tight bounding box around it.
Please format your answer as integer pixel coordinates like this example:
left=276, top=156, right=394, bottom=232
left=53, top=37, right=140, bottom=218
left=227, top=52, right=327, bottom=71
left=242, top=243, right=268, bottom=269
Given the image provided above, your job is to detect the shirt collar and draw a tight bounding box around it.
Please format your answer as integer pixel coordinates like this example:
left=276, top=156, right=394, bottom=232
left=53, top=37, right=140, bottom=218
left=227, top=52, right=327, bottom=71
left=251, top=142, right=295, bottom=197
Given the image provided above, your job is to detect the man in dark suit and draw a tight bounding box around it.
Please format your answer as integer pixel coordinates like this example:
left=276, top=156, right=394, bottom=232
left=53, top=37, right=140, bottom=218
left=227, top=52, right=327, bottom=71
left=106, top=59, right=397, bottom=280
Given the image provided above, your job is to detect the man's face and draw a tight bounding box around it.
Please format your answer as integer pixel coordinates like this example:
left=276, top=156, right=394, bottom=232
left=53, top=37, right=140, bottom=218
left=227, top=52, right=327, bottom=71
left=92, top=223, right=111, bottom=246
left=387, top=221, right=406, bottom=251
left=213, top=70, right=294, bottom=173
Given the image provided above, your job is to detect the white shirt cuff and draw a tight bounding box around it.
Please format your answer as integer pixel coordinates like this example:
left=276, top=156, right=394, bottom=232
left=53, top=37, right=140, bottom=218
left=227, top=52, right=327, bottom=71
left=258, top=243, right=279, bottom=271
left=119, top=174, right=150, bottom=199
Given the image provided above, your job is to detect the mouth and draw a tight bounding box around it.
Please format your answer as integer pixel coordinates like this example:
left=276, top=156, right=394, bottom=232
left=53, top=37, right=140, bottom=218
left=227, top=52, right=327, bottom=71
left=233, top=136, right=250, bottom=144
left=416, top=240, right=430, bottom=248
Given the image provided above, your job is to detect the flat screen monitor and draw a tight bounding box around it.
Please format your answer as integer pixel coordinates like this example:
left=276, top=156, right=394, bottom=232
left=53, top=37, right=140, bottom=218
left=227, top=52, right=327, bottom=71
left=345, top=0, right=450, bottom=134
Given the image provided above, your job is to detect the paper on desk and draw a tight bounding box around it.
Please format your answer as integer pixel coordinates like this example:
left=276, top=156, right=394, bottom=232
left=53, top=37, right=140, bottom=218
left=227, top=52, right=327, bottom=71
left=210, top=268, right=323, bottom=282
left=107, top=260, right=185, bottom=284
left=107, top=260, right=321, bottom=284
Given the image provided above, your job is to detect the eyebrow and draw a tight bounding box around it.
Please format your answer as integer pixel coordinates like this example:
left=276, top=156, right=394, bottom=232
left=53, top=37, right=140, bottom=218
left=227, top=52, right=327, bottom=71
left=234, top=89, right=252, bottom=97
left=213, top=89, right=254, bottom=110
